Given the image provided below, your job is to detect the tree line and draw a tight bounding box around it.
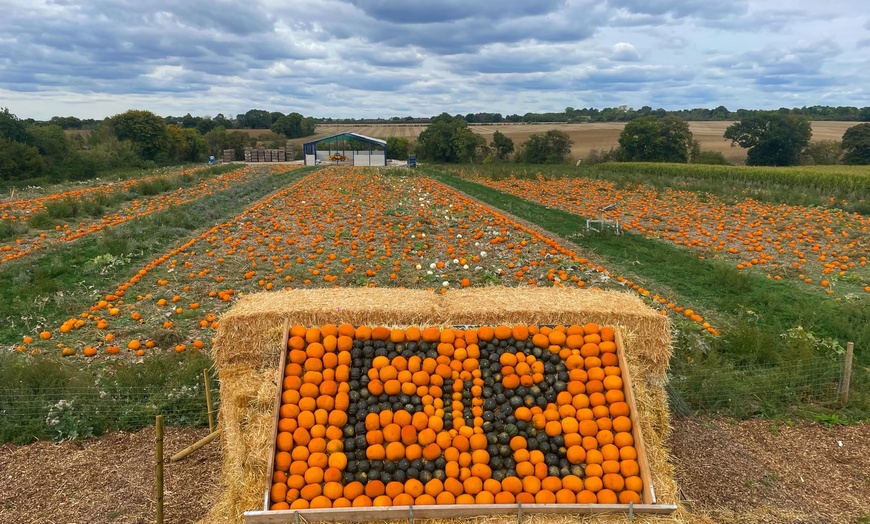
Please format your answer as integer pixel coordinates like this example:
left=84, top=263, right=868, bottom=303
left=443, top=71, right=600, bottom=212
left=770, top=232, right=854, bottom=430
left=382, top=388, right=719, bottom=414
left=320, top=105, right=870, bottom=125
left=405, top=112, right=870, bottom=167
left=0, top=108, right=317, bottom=183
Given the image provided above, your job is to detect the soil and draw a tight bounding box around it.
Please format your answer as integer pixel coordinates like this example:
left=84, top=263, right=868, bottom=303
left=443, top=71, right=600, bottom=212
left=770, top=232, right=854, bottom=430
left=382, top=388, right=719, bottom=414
left=1, top=419, right=867, bottom=524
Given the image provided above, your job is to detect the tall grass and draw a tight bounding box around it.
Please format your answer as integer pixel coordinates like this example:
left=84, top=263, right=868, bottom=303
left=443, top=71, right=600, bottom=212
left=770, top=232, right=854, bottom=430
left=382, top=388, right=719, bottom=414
left=0, top=351, right=217, bottom=443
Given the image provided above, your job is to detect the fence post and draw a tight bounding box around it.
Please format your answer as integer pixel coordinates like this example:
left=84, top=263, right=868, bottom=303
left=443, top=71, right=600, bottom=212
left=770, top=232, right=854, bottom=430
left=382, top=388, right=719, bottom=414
left=840, top=342, right=854, bottom=406
left=204, top=369, right=214, bottom=432
left=156, top=415, right=164, bottom=524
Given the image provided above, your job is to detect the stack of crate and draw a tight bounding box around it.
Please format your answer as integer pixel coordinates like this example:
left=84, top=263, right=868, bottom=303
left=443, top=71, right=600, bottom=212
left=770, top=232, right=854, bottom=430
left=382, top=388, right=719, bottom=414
left=222, top=149, right=235, bottom=163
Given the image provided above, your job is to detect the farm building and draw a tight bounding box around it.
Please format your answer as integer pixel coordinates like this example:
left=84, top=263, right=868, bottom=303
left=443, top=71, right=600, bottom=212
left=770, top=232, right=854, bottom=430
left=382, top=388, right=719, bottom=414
left=303, top=132, right=387, bottom=166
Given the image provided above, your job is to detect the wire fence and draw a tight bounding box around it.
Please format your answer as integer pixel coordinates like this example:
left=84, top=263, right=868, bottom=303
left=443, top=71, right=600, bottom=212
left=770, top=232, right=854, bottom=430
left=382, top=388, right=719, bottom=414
left=0, top=383, right=219, bottom=443
left=667, top=354, right=855, bottom=418
left=0, top=352, right=861, bottom=443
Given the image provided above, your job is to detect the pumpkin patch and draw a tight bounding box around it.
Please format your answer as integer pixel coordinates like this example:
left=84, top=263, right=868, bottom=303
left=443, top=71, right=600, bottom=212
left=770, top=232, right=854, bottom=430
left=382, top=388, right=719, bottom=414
left=269, top=322, right=645, bottom=509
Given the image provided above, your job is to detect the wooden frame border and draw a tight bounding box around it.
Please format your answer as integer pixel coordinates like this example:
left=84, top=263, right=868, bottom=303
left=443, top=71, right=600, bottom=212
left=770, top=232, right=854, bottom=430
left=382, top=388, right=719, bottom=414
left=615, top=329, right=655, bottom=504
left=262, top=319, right=291, bottom=511
left=246, top=502, right=678, bottom=522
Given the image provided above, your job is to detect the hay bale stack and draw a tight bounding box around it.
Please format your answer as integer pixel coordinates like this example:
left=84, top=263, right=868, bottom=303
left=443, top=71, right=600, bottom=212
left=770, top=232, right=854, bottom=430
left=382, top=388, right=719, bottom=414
left=202, top=288, right=695, bottom=524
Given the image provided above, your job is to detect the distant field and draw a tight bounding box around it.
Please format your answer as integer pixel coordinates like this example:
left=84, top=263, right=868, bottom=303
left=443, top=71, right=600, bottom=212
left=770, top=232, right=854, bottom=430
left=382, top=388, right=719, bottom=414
left=65, top=121, right=857, bottom=165
left=314, top=121, right=859, bottom=165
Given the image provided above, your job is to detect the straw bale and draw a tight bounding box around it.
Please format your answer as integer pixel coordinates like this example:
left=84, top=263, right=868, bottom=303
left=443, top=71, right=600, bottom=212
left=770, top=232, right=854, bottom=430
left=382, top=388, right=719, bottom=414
left=202, top=365, right=279, bottom=523
left=440, top=288, right=671, bottom=376
left=212, top=289, right=437, bottom=368
left=203, top=287, right=689, bottom=524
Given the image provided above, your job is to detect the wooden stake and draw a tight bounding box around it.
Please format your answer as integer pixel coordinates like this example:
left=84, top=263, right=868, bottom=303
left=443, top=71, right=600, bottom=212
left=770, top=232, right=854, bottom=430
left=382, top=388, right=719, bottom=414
left=204, top=369, right=214, bottom=432
left=156, top=415, right=164, bottom=524
left=841, top=342, right=854, bottom=405
left=170, top=428, right=221, bottom=462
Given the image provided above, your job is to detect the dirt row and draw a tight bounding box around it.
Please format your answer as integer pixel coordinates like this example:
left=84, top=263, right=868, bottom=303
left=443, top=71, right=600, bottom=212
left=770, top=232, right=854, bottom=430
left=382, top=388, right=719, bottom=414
left=1, top=418, right=866, bottom=524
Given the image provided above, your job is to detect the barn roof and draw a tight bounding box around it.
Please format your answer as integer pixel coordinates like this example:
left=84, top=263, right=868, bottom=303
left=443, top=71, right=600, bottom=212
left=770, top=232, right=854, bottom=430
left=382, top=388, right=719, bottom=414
left=303, top=132, right=386, bottom=147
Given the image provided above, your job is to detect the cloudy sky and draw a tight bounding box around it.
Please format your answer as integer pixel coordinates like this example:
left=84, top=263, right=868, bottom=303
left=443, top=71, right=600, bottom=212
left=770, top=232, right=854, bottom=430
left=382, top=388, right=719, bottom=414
left=1, top=0, right=868, bottom=120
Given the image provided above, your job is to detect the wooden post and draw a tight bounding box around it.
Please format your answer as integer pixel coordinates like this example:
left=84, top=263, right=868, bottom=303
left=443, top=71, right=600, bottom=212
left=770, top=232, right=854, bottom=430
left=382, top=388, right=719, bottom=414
left=204, top=369, right=214, bottom=432
left=156, top=415, right=164, bottom=524
left=841, top=342, right=854, bottom=405
left=170, top=428, right=221, bottom=462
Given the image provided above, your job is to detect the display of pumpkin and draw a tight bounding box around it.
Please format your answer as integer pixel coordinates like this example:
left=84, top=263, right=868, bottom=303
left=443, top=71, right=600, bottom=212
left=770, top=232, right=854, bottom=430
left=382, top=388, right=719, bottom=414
left=269, top=323, right=643, bottom=510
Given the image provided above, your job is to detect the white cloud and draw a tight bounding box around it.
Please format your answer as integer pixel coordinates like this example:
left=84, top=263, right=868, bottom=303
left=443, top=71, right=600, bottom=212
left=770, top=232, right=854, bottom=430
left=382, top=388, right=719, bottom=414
left=0, top=0, right=868, bottom=120
left=611, top=43, right=641, bottom=62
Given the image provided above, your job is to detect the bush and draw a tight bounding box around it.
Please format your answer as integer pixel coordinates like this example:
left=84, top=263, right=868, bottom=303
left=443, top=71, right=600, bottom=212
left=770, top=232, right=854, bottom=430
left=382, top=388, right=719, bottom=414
left=584, top=147, right=622, bottom=165
left=691, top=151, right=730, bottom=165
left=131, top=177, right=173, bottom=196
left=516, top=130, right=573, bottom=164
left=801, top=140, right=841, bottom=165
left=0, top=219, right=28, bottom=241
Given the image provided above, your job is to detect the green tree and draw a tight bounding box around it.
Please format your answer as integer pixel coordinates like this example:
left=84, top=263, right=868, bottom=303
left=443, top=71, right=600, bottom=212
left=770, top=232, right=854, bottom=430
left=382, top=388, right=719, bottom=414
left=0, top=136, right=43, bottom=181
left=181, top=129, right=208, bottom=162
left=386, top=137, right=411, bottom=160
left=0, top=108, right=29, bottom=143
left=490, top=130, right=514, bottom=160
left=25, top=124, right=74, bottom=170
left=236, top=109, right=272, bottom=129
left=516, top=130, right=573, bottom=164
left=416, top=113, right=485, bottom=163
left=618, top=116, right=695, bottom=163
left=110, top=110, right=171, bottom=162
left=801, top=140, right=841, bottom=165
left=841, top=123, right=870, bottom=165
left=724, top=112, right=812, bottom=166
left=271, top=113, right=316, bottom=139
left=257, top=131, right=286, bottom=149
left=48, top=116, right=83, bottom=129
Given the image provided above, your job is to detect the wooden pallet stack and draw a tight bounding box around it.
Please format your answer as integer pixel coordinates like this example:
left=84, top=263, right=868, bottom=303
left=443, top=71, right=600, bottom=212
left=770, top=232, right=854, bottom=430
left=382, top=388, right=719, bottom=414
left=222, top=149, right=235, bottom=163
left=243, top=147, right=292, bottom=162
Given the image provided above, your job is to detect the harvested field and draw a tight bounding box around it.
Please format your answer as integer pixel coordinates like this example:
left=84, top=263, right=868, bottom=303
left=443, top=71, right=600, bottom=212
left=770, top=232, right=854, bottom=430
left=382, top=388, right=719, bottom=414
left=313, top=122, right=859, bottom=165
left=1, top=419, right=867, bottom=523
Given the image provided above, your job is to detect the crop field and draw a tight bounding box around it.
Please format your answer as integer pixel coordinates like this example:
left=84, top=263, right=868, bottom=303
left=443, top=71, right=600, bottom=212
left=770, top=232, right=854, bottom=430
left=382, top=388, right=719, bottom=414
left=313, top=121, right=858, bottom=165
left=10, top=166, right=712, bottom=360
left=0, top=165, right=285, bottom=265
left=441, top=166, right=870, bottom=297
